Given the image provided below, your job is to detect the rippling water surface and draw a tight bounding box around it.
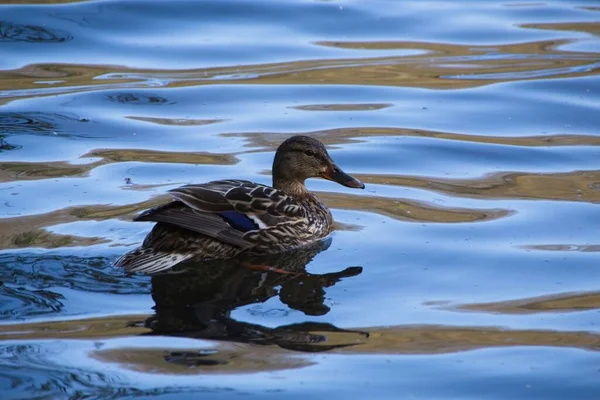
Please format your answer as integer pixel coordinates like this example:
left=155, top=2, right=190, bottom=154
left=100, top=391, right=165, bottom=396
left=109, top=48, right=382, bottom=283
left=1, top=0, right=600, bottom=398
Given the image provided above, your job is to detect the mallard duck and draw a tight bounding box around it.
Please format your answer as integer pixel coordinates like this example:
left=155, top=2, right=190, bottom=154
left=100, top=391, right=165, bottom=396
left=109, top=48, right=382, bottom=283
left=115, top=135, right=364, bottom=274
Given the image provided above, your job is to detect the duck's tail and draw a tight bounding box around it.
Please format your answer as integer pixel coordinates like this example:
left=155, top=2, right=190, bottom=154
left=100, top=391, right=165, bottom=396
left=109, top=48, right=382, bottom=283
left=114, top=247, right=194, bottom=274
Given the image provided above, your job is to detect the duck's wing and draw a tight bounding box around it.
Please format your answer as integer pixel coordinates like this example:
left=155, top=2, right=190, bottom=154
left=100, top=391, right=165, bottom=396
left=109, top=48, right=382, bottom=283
left=135, top=179, right=306, bottom=247
left=134, top=201, right=251, bottom=249
left=117, top=180, right=308, bottom=274
left=169, top=179, right=306, bottom=218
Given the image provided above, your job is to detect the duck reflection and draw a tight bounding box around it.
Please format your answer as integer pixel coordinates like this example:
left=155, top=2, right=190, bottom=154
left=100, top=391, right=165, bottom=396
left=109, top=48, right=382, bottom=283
left=140, top=238, right=367, bottom=353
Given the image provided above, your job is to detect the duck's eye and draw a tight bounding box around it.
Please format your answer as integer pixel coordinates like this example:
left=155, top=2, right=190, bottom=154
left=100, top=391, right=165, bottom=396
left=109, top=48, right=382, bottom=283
left=305, top=150, right=315, bottom=157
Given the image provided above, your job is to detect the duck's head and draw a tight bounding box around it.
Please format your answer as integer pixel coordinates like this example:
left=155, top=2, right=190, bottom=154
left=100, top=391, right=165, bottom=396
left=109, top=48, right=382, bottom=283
left=272, top=135, right=365, bottom=194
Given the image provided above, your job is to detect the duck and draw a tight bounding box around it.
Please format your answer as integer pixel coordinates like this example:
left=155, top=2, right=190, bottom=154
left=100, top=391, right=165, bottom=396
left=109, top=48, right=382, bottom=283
left=114, top=135, right=365, bottom=274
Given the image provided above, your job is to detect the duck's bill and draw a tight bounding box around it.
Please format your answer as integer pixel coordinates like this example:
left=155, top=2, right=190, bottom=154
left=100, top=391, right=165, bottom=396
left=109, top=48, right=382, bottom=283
left=321, top=164, right=365, bottom=189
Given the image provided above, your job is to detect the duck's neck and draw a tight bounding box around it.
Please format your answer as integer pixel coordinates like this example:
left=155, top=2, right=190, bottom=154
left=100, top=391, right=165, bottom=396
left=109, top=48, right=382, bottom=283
left=273, top=177, right=310, bottom=198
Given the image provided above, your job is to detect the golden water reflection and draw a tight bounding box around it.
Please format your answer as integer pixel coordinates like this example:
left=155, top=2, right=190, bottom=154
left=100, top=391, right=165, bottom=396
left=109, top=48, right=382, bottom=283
left=454, top=291, right=600, bottom=314
left=226, top=128, right=600, bottom=150
left=0, top=148, right=237, bottom=183
left=4, top=126, right=599, bottom=183
left=1, top=36, right=599, bottom=102
left=1, top=314, right=598, bottom=375
left=358, top=170, right=600, bottom=203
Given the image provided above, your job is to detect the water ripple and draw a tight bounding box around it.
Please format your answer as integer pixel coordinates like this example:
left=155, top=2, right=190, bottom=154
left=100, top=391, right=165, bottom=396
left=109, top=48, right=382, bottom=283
left=1, top=0, right=599, bottom=398
left=0, top=253, right=149, bottom=319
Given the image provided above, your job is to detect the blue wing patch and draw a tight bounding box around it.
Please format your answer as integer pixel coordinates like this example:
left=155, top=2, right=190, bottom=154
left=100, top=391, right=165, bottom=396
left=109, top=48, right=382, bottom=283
left=219, top=210, right=259, bottom=232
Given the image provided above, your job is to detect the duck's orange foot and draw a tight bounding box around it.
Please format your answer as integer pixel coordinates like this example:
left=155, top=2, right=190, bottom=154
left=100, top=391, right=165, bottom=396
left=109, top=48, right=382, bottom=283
left=241, top=261, right=303, bottom=275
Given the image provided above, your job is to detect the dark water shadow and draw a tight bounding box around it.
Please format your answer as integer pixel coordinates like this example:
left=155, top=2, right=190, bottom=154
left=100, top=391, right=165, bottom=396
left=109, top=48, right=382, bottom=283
left=135, top=239, right=366, bottom=357
left=0, top=111, right=90, bottom=138
left=0, top=253, right=150, bottom=320
left=0, top=21, right=72, bottom=43
left=106, top=92, right=174, bottom=106
left=0, top=135, right=19, bottom=151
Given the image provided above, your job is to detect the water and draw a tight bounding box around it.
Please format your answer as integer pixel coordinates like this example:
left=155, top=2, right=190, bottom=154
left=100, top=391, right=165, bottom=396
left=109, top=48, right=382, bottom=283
left=1, top=0, right=599, bottom=398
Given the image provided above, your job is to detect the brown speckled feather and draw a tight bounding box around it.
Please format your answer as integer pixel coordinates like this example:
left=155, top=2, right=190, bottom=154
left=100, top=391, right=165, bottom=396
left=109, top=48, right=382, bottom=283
left=169, top=179, right=307, bottom=219
left=134, top=201, right=251, bottom=248
left=114, top=179, right=333, bottom=274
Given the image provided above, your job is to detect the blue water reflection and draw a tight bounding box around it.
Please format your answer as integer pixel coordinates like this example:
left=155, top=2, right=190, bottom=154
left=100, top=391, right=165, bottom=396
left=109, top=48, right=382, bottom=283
left=1, top=0, right=599, bottom=398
